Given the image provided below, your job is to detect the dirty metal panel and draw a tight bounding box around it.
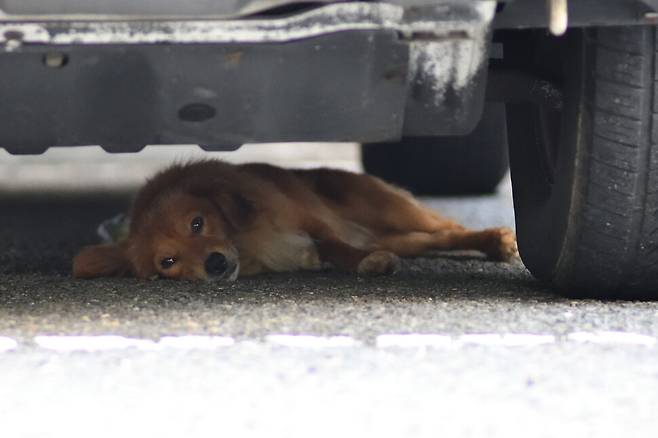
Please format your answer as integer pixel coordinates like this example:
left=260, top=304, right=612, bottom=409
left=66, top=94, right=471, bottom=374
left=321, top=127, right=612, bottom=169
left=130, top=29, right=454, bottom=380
left=0, top=31, right=408, bottom=153
left=0, top=3, right=494, bottom=45
left=0, top=1, right=497, bottom=152
left=402, top=2, right=495, bottom=135
left=0, top=4, right=408, bottom=46
left=0, top=0, right=504, bottom=19
left=0, top=0, right=336, bottom=19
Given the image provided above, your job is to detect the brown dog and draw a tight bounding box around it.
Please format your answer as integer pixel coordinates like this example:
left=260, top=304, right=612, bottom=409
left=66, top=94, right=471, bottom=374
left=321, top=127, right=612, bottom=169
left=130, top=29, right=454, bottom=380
left=73, top=160, right=517, bottom=280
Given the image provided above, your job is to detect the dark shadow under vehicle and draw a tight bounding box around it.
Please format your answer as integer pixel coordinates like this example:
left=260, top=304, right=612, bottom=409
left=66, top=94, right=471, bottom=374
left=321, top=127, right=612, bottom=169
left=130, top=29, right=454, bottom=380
left=1, top=0, right=657, bottom=298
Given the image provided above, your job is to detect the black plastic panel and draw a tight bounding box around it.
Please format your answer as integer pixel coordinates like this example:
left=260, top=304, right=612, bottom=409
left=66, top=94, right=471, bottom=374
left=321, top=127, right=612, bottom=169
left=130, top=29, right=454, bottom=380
left=0, top=31, right=409, bottom=153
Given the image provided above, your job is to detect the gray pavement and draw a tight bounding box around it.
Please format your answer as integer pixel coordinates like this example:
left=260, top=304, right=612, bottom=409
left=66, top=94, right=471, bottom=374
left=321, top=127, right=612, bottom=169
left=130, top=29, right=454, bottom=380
left=1, top=145, right=658, bottom=437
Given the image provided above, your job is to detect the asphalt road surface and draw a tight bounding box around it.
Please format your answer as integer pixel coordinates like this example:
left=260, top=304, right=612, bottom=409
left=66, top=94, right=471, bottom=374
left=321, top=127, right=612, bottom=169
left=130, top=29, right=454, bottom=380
left=1, top=145, right=658, bottom=437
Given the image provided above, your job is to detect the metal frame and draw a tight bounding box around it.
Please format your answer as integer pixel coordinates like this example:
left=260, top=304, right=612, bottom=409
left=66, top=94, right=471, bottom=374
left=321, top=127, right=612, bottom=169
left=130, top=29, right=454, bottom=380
left=1, top=0, right=657, bottom=154
left=0, top=2, right=495, bottom=154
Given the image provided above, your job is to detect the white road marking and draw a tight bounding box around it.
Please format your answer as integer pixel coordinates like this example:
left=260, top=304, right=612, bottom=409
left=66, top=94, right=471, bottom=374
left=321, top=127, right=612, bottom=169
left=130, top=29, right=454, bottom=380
left=376, top=333, right=556, bottom=348
left=0, top=336, right=17, bottom=352
left=0, top=331, right=654, bottom=353
left=34, top=335, right=236, bottom=352
left=376, top=334, right=454, bottom=348
left=459, top=334, right=556, bottom=347
left=567, top=331, right=657, bottom=346
left=35, top=335, right=159, bottom=352
left=158, top=336, right=235, bottom=349
left=266, top=335, right=360, bottom=348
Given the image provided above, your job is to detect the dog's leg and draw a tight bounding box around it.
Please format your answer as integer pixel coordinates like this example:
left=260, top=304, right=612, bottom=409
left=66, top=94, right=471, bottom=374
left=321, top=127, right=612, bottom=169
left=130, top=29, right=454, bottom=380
left=375, top=227, right=518, bottom=262
left=315, top=239, right=400, bottom=275
left=303, top=217, right=400, bottom=275
left=311, top=172, right=518, bottom=261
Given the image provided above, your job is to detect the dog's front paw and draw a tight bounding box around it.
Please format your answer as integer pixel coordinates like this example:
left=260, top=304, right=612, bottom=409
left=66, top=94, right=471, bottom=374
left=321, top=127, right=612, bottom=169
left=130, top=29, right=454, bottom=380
left=484, top=227, right=519, bottom=262
left=357, top=251, right=401, bottom=276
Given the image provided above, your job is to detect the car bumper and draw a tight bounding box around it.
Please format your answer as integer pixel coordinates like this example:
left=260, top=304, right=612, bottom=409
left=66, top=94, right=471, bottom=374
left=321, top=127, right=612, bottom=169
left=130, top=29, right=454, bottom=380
left=0, top=2, right=494, bottom=153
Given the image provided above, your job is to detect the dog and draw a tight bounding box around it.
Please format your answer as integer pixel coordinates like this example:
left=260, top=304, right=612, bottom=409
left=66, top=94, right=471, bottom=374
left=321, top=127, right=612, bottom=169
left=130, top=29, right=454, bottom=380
left=73, top=160, right=517, bottom=281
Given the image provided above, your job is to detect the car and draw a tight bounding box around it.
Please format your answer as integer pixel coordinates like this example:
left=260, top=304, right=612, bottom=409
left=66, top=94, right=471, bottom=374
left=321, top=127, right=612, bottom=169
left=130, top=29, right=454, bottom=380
left=1, top=0, right=657, bottom=298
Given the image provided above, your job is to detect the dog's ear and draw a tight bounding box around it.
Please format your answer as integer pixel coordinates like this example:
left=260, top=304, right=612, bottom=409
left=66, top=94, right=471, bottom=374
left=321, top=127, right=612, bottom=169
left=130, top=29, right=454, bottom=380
left=189, top=186, right=255, bottom=231
left=213, top=191, right=255, bottom=231
left=73, top=243, right=131, bottom=278
left=186, top=177, right=256, bottom=231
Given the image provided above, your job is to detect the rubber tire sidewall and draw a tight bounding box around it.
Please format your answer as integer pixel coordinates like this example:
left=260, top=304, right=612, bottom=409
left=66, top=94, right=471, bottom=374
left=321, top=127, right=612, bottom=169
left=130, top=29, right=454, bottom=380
left=507, top=30, right=587, bottom=287
left=509, top=27, right=658, bottom=297
left=362, top=103, right=509, bottom=196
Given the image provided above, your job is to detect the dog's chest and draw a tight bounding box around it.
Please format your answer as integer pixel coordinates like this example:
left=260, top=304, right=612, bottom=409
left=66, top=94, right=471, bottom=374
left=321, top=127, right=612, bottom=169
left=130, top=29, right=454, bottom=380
left=242, top=231, right=323, bottom=273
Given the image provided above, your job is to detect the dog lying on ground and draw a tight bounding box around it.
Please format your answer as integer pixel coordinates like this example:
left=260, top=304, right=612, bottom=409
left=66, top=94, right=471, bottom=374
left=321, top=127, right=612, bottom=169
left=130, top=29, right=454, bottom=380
left=73, top=160, right=517, bottom=280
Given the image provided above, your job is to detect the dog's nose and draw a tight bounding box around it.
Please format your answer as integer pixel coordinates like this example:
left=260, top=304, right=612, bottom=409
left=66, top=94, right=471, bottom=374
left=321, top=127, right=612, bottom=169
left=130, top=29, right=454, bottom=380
left=205, top=252, right=228, bottom=276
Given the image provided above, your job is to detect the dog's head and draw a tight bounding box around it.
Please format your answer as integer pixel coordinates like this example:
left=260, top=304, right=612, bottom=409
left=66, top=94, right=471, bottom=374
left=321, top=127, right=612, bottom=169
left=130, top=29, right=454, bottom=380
left=73, top=162, right=254, bottom=281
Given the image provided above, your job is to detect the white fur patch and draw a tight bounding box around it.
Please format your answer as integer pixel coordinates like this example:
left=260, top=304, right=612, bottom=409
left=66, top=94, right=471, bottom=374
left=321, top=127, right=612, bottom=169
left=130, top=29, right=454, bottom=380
left=257, top=232, right=322, bottom=272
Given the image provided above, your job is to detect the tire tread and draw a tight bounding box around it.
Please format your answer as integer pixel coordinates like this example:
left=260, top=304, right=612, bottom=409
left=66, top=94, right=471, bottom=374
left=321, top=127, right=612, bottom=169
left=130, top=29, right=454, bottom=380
left=566, top=26, right=658, bottom=295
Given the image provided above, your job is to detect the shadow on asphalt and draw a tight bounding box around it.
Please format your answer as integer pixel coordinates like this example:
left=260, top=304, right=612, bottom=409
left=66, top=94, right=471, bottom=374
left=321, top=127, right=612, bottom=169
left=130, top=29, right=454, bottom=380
left=0, top=190, right=559, bottom=309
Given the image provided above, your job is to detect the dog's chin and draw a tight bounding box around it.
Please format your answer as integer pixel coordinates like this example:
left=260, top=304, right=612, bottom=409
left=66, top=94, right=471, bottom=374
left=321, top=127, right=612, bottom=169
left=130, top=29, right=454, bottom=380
left=208, top=263, right=240, bottom=282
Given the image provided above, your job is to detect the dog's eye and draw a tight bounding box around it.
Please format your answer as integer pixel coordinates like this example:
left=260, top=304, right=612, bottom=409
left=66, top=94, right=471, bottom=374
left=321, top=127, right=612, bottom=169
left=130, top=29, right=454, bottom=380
left=160, top=257, right=176, bottom=269
left=191, top=216, right=204, bottom=234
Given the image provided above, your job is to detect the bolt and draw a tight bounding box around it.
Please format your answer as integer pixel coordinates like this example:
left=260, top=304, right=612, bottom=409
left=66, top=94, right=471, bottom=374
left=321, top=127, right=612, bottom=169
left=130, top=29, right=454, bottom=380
left=43, top=52, right=69, bottom=68
left=3, top=30, right=24, bottom=52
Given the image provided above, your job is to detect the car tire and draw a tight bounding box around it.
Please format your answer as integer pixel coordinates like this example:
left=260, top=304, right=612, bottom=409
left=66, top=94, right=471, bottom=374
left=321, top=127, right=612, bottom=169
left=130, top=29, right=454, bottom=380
left=361, top=103, right=509, bottom=196
left=506, top=26, right=658, bottom=298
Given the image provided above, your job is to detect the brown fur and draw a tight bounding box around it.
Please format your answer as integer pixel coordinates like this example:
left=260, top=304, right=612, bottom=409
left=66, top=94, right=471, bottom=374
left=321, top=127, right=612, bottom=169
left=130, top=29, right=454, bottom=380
left=73, top=160, right=517, bottom=280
